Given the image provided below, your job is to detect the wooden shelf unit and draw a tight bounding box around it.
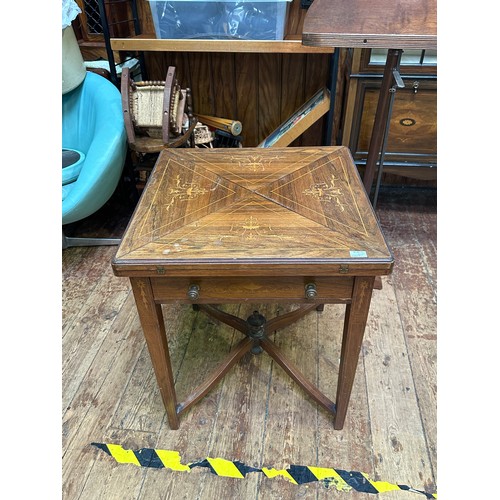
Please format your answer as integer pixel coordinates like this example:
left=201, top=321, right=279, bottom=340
left=110, top=35, right=334, bottom=54
left=105, top=0, right=339, bottom=151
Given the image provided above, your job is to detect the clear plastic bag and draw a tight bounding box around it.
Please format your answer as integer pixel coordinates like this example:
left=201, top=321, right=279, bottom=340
left=62, top=0, right=82, bottom=30
left=155, top=2, right=278, bottom=40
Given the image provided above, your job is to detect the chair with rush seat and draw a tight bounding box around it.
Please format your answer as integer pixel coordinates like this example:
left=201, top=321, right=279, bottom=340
left=120, top=65, right=197, bottom=155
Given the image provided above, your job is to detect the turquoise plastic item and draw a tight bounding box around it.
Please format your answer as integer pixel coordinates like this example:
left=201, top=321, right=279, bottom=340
left=62, top=71, right=127, bottom=225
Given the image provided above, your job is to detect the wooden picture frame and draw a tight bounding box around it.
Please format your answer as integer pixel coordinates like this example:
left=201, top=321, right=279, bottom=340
left=258, top=88, right=330, bottom=148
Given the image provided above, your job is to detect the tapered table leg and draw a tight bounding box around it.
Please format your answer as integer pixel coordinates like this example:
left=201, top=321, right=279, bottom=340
left=363, top=49, right=403, bottom=196
left=130, top=278, right=180, bottom=430
left=334, top=276, right=375, bottom=430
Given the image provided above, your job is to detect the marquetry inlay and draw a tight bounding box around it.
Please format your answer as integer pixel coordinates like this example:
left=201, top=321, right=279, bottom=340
left=114, top=147, right=393, bottom=268
left=303, top=174, right=346, bottom=211
left=228, top=153, right=288, bottom=172
left=221, top=215, right=293, bottom=243
left=168, top=174, right=209, bottom=200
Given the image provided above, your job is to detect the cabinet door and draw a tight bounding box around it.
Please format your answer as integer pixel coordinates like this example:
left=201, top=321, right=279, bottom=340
left=348, top=77, right=437, bottom=179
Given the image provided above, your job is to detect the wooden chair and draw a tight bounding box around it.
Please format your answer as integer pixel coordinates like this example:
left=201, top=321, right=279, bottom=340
left=121, top=66, right=197, bottom=154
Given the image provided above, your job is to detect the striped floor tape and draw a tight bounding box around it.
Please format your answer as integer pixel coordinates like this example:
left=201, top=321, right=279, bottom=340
left=92, top=443, right=437, bottom=498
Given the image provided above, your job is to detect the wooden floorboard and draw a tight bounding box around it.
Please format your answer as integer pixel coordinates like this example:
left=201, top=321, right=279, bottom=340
left=62, top=186, right=437, bottom=499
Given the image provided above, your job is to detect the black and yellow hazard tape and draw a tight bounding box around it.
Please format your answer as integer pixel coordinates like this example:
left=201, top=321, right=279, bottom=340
left=92, top=443, right=437, bottom=498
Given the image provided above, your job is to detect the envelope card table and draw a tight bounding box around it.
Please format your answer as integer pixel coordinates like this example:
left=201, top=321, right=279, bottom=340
left=112, top=146, right=393, bottom=429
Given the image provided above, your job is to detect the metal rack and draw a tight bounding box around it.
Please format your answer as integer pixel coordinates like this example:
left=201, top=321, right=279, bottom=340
left=98, top=0, right=147, bottom=84
left=76, top=0, right=147, bottom=86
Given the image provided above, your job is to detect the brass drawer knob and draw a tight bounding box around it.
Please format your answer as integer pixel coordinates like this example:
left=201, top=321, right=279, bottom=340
left=304, top=283, right=317, bottom=299
left=187, top=284, right=200, bottom=300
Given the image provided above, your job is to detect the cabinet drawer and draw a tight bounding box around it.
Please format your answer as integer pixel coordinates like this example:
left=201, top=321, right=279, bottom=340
left=150, top=276, right=354, bottom=304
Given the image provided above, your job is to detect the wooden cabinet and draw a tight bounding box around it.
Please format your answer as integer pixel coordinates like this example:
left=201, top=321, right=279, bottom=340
left=341, top=48, right=437, bottom=185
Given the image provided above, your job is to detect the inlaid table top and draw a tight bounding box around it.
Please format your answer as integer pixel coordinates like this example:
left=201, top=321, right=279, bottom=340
left=113, top=147, right=393, bottom=277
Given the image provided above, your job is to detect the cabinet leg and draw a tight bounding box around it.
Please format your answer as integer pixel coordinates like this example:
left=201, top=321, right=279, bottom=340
left=363, top=48, right=403, bottom=197
left=334, top=276, right=374, bottom=429
left=130, top=278, right=180, bottom=429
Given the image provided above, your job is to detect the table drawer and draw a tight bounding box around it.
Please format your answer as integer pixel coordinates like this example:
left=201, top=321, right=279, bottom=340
left=151, top=276, right=354, bottom=304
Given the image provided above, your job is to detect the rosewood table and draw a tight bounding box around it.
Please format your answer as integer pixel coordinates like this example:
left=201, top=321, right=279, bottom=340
left=112, top=147, right=393, bottom=430
left=302, top=0, right=437, bottom=203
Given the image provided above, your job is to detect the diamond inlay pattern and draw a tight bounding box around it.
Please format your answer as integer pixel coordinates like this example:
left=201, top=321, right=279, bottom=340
left=116, top=147, right=392, bottom=264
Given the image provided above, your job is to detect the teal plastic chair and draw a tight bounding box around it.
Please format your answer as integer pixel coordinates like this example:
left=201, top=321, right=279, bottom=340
left=62, top=71, right=127, bottom=247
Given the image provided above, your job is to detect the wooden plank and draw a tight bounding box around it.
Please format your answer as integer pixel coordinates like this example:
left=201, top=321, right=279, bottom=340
left=257, top=54, right=283, bottom=143
left=280, top=53, right=306, bottom=146
left=111, top=37, right=334, bottom=54
left=235, top=53, right=259, bottom=147
left=62, top=264, right=131, bottom=413
left=188, top=52, right=215, bottom=117
left=172, top=304, right=241, bottom=408
left=301, top=53, right=331, bottom=146
left=62, top=290, right=155, bottom=499
left=62, top=247, right=119, bottom=335
left=63, top=247, right=94, bottom=334
left=143, top=51, right=168, bottom=81
left=137, top=0, right=155, bottom=34
left=210, top=52, right=237, bottom=120
left=377, top=196, right=437, bottom=474
left=286, top=0, right=305, bottom=37
left=63, top=292, right=140, bottom=448
left=363, top=277, right=436, bottom=495
left=256, top=304, right=319, bottom=498
left=62, top=246, right=91, bottom=277
left=281, top=53, right=306, bottom=121
left=168, top=52, right=191, bottom=90
left=72, top=431, right=149, bottom=500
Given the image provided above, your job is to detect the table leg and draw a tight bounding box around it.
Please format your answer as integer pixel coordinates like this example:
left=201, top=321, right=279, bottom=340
left=130, top=277, right=180, bottom=430
left=323, top=49, right=340, bottom=146
left=363, top=49, right=403, bottom=197
left=334, top=276, right=375, bottom=430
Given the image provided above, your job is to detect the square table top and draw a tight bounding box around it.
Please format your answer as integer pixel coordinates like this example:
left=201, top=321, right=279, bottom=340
left=112, top=147, right=393, bottom=277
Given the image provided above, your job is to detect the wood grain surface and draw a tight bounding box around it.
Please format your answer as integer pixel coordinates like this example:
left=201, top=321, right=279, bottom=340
left=302, top=0, right=437, bottom=49
left=113, top=147, right=393, bottom=276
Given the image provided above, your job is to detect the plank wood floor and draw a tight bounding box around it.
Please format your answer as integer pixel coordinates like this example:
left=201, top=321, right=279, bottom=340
left=62, top=186, right=437, bottom=499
